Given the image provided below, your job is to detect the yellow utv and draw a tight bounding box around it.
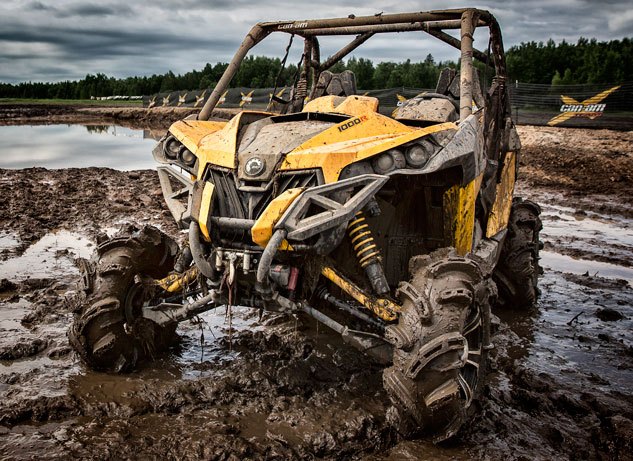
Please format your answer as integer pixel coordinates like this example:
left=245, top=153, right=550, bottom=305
left=70, top=8, right=542, bottom=442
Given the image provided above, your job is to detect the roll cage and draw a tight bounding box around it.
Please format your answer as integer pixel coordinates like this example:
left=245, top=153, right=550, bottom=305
left=198, top=8, right=509, bottom=123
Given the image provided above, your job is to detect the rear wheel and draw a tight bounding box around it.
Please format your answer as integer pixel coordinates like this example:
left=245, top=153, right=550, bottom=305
left=384, top=249, right=494, bottom=442
left=494, top=197, right=542, bottom=309
left=69, top=225, right=179, bottom=372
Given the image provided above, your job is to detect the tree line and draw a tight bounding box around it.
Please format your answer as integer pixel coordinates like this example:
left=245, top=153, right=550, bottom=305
left=507, top=37, right=632, bottom=85
left=1, top=37, right=630, bottom=99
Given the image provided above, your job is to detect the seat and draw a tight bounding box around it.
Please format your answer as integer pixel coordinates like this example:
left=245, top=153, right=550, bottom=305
left=395, top=68, right=489, bottom=124
left=435, top=67, right=486, bottom=110
left=312, top=70, right=357, bottom=99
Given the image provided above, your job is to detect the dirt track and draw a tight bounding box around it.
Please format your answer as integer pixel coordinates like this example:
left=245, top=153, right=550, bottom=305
left=0, top=108, right=632, bottom=460
left=518, top=125, right=633, bottom=217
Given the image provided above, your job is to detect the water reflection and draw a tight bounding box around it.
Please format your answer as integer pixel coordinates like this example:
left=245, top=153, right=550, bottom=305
left=0, top=124, right=160, bottom=170
left=84, top=125, right=111, bottom=134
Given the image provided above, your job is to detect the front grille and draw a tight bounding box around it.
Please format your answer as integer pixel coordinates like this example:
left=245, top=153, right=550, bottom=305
left=208, top=168, right=321, bottom=222
left=259, top=170, right=320, bottom=218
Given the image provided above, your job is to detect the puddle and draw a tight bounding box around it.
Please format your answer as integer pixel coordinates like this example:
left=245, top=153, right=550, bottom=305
left=540, top=251, right=633, bottom=287
left=541, top=202, right=633, bottom=248
left=499, top=266, right=633, bottom=394
left=490, top=191, right=633, bottom=396
left=535, top=197, right=633, bottom=282
left=171, top=305, right=303, bottom=381
left=174, top=306, right=257, bottom=378
left=0, top=234, right=20, bottom=252
left=0, top=124, right=158, bottom=170
left=0, top=231, right=93, bottom=280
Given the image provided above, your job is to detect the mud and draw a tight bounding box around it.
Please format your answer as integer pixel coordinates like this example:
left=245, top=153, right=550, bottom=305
left=0, top=110, right=632, bottom=460
left=0, top=168, right=181, bottom=252
left=0, top=104, right=237, bottom=131
left=517, top=125, right=633, bottom=218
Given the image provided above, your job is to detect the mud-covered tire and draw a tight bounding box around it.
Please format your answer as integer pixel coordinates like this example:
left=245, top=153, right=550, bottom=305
left=69, top=225, right=179, bottom=372
left=383, top=249, right=494, bottom=442
left=494, top=197, right=542, bottom=309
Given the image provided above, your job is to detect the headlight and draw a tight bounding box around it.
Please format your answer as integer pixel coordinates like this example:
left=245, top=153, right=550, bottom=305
left=163, top=136, right=181, bottom=160
left=405, top=139, right=435, bottom=168
left=179, top=148, right=196, bottom=167
left=369, top=137, right=442, bottom=175
left=371, top=149, right=406, bottom=174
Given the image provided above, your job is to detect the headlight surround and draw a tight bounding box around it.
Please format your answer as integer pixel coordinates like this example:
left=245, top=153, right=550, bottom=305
left=369, top=136, right=442, bottom=175
left=160, top=134, right=198, bottom=171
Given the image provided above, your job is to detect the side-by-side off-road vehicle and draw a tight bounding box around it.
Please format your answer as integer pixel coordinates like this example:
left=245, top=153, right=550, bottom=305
left=70, top=8, right=542, bottom=441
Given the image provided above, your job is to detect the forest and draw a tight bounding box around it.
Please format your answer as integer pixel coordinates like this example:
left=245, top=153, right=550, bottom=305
left=0, top=37, right=630, bottom=99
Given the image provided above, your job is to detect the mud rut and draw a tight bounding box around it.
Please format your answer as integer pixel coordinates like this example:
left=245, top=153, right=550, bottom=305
left=0, top=121, right=632, bottom=460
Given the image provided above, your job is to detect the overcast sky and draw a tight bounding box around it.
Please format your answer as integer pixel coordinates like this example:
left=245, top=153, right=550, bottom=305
left=1, top=0, right=631, bottom=84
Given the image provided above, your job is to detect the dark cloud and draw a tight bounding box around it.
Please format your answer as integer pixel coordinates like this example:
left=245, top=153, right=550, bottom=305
left=27, top=1, right=54, bottom=11
left=26, top=2, right=131, bottom=18
left=150, top=0, right=270, bottom=9
left=0, top=24, right=237, bottom=60
left=1, top=0, right=631, bottom=84
left=57, top=4, right=133, bottom=17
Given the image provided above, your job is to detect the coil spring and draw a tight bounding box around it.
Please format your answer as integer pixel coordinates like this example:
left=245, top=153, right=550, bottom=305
left=347, top=211, right=381, bottom=269
left=295, top=76, right=308, bottom=99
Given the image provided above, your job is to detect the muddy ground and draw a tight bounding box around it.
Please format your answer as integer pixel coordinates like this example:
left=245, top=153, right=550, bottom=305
left=0, top=104, right=235, bottom=131
left=0, top=107, right=632, bottom=460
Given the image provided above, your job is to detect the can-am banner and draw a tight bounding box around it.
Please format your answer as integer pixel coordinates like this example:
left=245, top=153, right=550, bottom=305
left=144, top=81, right=632, bottom=129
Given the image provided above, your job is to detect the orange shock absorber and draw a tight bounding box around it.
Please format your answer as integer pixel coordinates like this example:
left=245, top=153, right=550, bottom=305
left=347, top=211, right=390, bottom=295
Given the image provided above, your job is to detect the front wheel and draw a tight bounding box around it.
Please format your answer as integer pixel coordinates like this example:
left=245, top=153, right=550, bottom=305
left=384, top=249, right=494, bottom=442
left=69, top=225, right=179, bottom=372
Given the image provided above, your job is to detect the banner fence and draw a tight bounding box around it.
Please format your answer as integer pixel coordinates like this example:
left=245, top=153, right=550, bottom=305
left=144, top=81, right=633, bottom=129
